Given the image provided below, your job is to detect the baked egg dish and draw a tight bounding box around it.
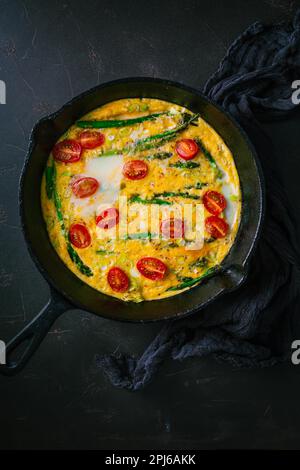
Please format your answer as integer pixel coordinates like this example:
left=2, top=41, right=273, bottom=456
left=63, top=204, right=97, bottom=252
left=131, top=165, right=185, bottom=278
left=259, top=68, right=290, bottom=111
left=41, top=98, right=241, bottom=302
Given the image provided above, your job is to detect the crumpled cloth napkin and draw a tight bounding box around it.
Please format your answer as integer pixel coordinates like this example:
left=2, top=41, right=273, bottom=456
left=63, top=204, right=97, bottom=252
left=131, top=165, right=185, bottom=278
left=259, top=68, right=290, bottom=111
left=96, top=11, right=300, bottom=390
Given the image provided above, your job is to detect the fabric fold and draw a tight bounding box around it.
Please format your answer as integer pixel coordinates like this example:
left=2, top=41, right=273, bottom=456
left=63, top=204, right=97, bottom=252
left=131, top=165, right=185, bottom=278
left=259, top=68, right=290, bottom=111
left=96, top=11, right=300, bottom=391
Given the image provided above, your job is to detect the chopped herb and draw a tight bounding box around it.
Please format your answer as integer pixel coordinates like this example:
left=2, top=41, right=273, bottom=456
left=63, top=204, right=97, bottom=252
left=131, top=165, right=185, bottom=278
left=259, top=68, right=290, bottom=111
left=140, top=103, right=149, bottom=112
left=230, top=194, right=239, bottom=202
left=167, top=267, right=216, bottom=291
left=144, top=152, right=172, bottom=160
left=128, top=232, right=151, bottom=240
left=120, top=126, right=130, bottom=135
left=204, top=237, right=216, bottom=243
left=122, top=232, right=158, bottom=240
left=154, top=191, right=200, bottom=199
left=168, top=242, right=180, bottom=248
left=127, top=104, right=138, bottom=112
left=76, top=113, right=166, bottom=129
left=129, top=195, right=172, bottom=205
left=190, top=257, right=208, bottom=268
left=184, top=182, right=207, bottom=190
left=45, top=216, right=55, bottom=230
left=169, top=161, right=200, bottom=169
left=96, top=249, right=115, bottom=255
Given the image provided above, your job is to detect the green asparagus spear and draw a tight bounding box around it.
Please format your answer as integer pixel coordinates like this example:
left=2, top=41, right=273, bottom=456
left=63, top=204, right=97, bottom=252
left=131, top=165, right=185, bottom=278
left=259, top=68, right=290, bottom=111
left=154, top=191, right=200, bottom=200
left=169, top=161, right=200, bottom=169
left=50, top=161, right=93, bottom=277
left=167, top=267, right=216, bottom=291
left=76, top=113, right=166, bottom=128
left=131, top=113, right=198, bottom=147
left=45, top=163, right=55, bottom=199
left=67, top=243, right=93, bottom=277
left=195, top=138, right=222, bottom=178
left=129, top=195, right=172, bottom=205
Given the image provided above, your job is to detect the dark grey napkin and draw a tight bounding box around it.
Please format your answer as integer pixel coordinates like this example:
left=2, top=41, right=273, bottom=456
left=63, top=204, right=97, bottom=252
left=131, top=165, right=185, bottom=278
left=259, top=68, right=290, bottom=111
left=96, top=12, right=300, bottom=390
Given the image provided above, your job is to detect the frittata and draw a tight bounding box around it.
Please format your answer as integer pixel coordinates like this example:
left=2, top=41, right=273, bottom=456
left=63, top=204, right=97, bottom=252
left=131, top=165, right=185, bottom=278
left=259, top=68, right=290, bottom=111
left=41, top=98, right=241, bottom=302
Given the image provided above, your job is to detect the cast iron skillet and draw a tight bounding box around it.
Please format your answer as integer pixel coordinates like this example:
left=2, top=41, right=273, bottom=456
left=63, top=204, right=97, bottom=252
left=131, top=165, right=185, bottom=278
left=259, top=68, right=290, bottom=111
left=0, top=78, right=264, bottom=375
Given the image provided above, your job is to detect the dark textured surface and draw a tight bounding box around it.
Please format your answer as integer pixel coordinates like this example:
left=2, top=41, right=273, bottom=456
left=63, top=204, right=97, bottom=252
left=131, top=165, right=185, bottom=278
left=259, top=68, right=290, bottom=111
left=1, top=0, right=300, bottom=450
left=97, top=13, right=300, bottom=390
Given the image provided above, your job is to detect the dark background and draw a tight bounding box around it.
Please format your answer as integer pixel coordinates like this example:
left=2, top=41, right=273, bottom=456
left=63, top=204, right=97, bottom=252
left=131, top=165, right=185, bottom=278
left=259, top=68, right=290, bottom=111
left=0, top=0, right=300, bottom=450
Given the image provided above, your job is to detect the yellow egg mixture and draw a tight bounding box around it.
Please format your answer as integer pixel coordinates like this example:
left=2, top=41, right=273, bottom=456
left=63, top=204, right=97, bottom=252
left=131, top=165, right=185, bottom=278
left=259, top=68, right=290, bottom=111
left=41, top=98, right=241, bottom=302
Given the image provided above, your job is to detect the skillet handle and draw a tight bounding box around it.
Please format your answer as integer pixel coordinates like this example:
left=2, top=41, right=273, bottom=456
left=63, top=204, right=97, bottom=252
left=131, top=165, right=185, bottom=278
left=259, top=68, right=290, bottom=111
left=0, top=288, right=72, bottom=376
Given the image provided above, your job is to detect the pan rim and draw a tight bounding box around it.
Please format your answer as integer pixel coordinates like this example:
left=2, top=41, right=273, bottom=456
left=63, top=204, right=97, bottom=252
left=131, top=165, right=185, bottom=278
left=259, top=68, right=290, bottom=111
left=19, top=77, right=265, bottom=323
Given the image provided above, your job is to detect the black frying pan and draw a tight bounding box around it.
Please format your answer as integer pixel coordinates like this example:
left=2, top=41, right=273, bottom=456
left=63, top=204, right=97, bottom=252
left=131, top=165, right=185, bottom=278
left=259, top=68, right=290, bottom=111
left=0, top=78, right=264, bottom=375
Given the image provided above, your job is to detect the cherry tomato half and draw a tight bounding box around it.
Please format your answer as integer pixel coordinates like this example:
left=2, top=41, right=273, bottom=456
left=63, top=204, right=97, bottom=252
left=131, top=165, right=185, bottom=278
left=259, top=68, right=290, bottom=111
left=69, top=223, right=91, bottom=248
left=107, top=267, right=129, bottom=293
left=175, top=139, right=199, bottom=160
left=96, top=208, right=119, bottom=229
left=71, top=177, right=99, bottom=198
left=160, top=218, right=185, bottom=239
left=205, top=216, right=229, bottom=239
left=79, top=130, right=105, bottom=149
left=136, top=257, right=167, bottom=281
left=203, top=190, right=227, bottom=216
left=53, top=139, right=82, bottom=163
left=123, top=160, right=149, bottom=180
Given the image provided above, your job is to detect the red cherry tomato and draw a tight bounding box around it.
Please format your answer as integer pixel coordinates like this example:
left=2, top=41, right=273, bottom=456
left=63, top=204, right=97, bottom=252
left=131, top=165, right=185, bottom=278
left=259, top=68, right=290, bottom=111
left=123, top=160, right=149, bottom=180
left=205, top=216, right=229, bottom=239
left=69, top=223, right=91, bottom=248
left=136, top=257, right=167, bottom=281
left=160, top=218, right=185, bottom=239
left=71, top=177, right=99, bottom=198
left=53, top=139, right=82, bottom=163
left=107, top=267, right=129, bottom=293
left=203, top=190, right=226, bottom=216
left=96, top=208, right=119, bottom=229
left=79, top=130, right=105, bottom=149
left=175, top=139, right=199, bottom=160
